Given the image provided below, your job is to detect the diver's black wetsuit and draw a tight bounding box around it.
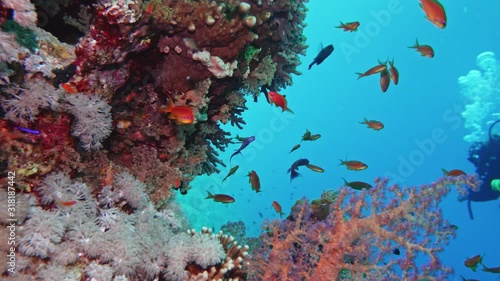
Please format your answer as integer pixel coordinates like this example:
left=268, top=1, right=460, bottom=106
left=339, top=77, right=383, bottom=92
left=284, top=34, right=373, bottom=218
left=465, top=120, right=500, bottom=219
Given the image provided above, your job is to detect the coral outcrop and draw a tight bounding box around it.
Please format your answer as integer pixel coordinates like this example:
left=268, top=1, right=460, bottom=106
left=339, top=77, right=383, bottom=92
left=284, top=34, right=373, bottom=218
left=0, top=0, right=308, bottom=201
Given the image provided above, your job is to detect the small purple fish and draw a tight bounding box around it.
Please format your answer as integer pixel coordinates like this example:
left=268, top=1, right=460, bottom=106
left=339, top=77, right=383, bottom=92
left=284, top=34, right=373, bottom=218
left=15, top=126, right=40, bottom=135
left=287, top=158, right=310, bottom=181
left=230, top=136, right=255, bottom=164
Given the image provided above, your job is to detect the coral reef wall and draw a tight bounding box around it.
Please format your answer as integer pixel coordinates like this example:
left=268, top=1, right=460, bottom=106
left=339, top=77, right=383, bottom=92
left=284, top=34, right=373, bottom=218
left=0, top=0, right=308, bottom=202
left=0, top=0, right=306, bottom=280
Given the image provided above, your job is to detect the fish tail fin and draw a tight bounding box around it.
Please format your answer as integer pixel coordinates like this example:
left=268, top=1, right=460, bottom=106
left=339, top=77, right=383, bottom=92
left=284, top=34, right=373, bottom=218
left=378, top=59, right=387, bottom=65
left=359, top=117, right=368, bottom=124
left=355, top=72, right=365, bottom=80
left=160, top=97, right=175, bottom=113
left=308, top=61, right=315, bottom=70
left=165, top=97, right=175, bottom=112
left=205, top=191, right=214, bottom=199
left=341, top=177, right=349, bottom=186
left=285, top=107, right=294, bottom=114
left=229, top=151, right=238, bottom=165
left=290, top=169, right=300, bottom=181
left=467, top=198, right=474, bottom=220
left=441, top=168, right=449, bottom=175
left=336, top=21, right=344, bottom=28
left=390, top=58, right=395, bottom=66
left=339, top=159, right=345, bottom=166
left=279, top=211, right=284, bottom=219
left=408, top=39, right=419, bottom=49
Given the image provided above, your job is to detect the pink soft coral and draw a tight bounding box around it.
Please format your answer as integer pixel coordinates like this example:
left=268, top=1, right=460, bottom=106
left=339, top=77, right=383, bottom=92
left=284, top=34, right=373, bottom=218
left=248, top=175, right=479, bottom=281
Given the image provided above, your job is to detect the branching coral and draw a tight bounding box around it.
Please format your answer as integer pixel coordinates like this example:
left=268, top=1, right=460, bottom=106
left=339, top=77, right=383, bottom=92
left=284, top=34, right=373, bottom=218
left=201, top=145, right=226, bottom=175
left=209, top=90, right=247, bottom=129
left=242, top=55, right=277, bottom=98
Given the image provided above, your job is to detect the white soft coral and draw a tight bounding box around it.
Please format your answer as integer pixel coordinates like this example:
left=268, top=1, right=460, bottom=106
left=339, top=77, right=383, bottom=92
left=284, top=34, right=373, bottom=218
left=1, top=0, right=37, bottom=27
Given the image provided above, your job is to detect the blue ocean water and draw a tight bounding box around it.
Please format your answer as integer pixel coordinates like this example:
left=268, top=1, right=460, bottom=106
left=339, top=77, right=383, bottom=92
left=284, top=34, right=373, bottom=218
left=177, top=1, right=500, bottom=280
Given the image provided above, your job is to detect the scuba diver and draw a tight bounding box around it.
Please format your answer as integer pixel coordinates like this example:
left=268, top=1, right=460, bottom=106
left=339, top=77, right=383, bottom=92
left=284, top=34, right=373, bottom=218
left=463, top=119, right=500, bottom=219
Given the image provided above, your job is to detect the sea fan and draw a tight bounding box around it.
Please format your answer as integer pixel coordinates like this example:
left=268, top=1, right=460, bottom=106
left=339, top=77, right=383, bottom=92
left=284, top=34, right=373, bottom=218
left=64, top=93, right=112, bottom=151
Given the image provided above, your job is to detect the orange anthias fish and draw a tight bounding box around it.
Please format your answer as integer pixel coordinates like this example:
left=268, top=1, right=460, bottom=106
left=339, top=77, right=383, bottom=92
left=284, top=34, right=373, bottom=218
left=267, top=91, right=294, bottom=113
left=61, top=82, right=78, bottom=94
left=379, top=69, right=390, bottom=93
left=160, top=98, right=194, bottom=124
left=145, top=2, right=155, bottom=14
left=205, top=191, right=235, bottom=204
left=360, top=118, right=384, bottom=131
left=464, top=254, right=483, bottom=272
left=339, top=159, right=368, bottom=171
left=356, top=62, right=387, bottom=79
left=419, top=0, right=447, bottom=29
left=442, top=168, right=466, bottom=177
left=335, top=21, right=360, bottom=32
left=272, top=200, right=285, bottom=218
left=409, top=39, right=434, bottom=58
left=174, top=178, right=181, bottom=188
left=57, top=200, right=77, bottom=207
left=388, top=59, right=399, bottom=85
left=247, top=170, right=261, bottom=193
